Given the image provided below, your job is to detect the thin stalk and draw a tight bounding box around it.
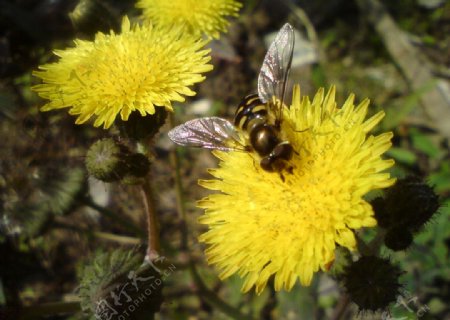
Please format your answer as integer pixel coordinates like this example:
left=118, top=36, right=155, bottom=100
left=94, top=231, right=141, bottom=245
left=84, top=196, right=144, bottom=237
left=366, top=228, right=387, bottom=255
left=357, top=228, right=387, bottom=256
left=280, top=0, right=326, bottom=64
left=333, top=229, right=387, bottom=318
left=141, top=174, right=160, bottom=261
left=169, top=114, right=189, bottom=250
left=189, top=261, right=252, bottom=320
left=169, top=113, right=251, bottom=320
left=19, top=301, right=80, bottom=320
left=331, top=294, right=351, bottom=320
left=53, top=220, right=141, bottom=245
left=260, top=281, right=277, bottom=319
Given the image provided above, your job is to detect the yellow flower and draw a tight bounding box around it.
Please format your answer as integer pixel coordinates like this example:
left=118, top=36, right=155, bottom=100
left=136, top=0, right=242, bottom=39
left=32, top=17, right=213, bottom=129
left=197, top=85, right=395, bottom=294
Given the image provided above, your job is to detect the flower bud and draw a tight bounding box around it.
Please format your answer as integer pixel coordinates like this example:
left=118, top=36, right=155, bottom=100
left=85, top=138, right=129, bottom=182
left=371, top=197, right=389, bottom=229
left=117, top=108, right=168, bottom=141
left=384, top=226, right=413, bottom=251
left=121, top=153, right=151, bottom=185
left=342, top=256, right=402, bottom=312
left=69, top=0, right=118, bottom=35
left=383, top=176, right=440, bottom=231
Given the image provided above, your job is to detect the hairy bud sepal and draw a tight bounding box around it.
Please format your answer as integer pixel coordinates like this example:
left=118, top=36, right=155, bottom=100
left=342, top=256, right=403, bottom=312
left=121, top=153, right=151, bottom=185
left=373, top=176, right=440, bottom=235
left=117, top=108, right=168, bottom=141
left=86, top=139, right=151, bottom=185
left=384, top=226, right=413, bottom=251
left=85, top=139, right=130, bottom=182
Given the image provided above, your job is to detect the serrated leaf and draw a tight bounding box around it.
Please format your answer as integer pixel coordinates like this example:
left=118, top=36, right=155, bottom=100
left=79, top=249, right=163, bottom=320
left=42, top=167, right=87, bottom=216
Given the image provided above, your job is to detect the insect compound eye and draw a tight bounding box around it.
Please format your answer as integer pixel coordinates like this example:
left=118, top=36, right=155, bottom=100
left=273, top=143, right=293, bottom=161
left=260, top=156, right=274, bottom=172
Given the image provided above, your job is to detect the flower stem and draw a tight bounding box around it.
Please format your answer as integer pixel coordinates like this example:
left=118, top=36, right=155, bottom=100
left=260, top=283, right=277, bottom=319
left=169, top=115, right=188, bottom=250
left=93, top=231, right=141, bottom=245
left=53, top=220, right=141, bottom=245
left=190, top=261, right=252, bottom=320
left=333, top=228, right=387, bottom=318
left=331, top=294, right=351, bottom=320
left=141, top=174, right=160, bottom=261
left=366, top=228, right=387, bottom=255
left=357, top=228, right=387, bottom=256
left=18, top=301, right=80, bottom=319
left=169, top=113, right=251, bottom=320
left=84, top=196, right=144, bottom=237
left=280, top=0, right=325, bottom=64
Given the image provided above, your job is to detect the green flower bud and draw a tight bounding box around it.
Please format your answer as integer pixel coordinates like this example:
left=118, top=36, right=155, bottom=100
left=85, top=139, right=129, bottom=182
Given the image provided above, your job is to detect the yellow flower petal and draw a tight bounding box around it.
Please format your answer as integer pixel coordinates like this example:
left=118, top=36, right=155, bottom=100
left=136, top=0, right=242, bottom=39
left=32, top=16, right=213, bottom=129
left=198, top=85, right=395, bottom=294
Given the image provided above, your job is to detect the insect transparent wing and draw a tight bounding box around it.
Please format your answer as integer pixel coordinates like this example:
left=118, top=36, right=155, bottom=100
left=168, top=117, right=247, bottom=152
left=257, top=23, right=295, bottom=104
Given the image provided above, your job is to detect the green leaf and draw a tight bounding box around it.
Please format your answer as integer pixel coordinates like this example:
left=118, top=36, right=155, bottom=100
left=0, top=92, right=16, bottom=119
left=414, top=198, right=450, bottom=267
left=410, top=129, right=440, bottom=158
left=382, top=83, right=435, bottom=130
left=0, top=279, right=5, bottom=305
left=311, top=65, right=328, bottom=88
left=429, top=162, right=450, bottom=193
left=386, top=147, right=417, bottom=165
left=422, top=35, right=436, bottom=45
left=79, top=249, right=163, bottom=320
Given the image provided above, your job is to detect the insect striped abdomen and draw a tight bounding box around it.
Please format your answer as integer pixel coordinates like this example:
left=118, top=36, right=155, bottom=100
left=234, top=93, right=268, bottom=131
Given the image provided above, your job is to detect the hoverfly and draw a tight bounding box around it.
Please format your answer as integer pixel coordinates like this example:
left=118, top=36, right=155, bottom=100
left=168, top=23, right=295, bottom=176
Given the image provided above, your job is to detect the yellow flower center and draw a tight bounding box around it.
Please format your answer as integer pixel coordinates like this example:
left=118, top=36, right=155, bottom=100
left=198, top=85, right=395, bottom=294
left=32, top=17, right=213, bottom=128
